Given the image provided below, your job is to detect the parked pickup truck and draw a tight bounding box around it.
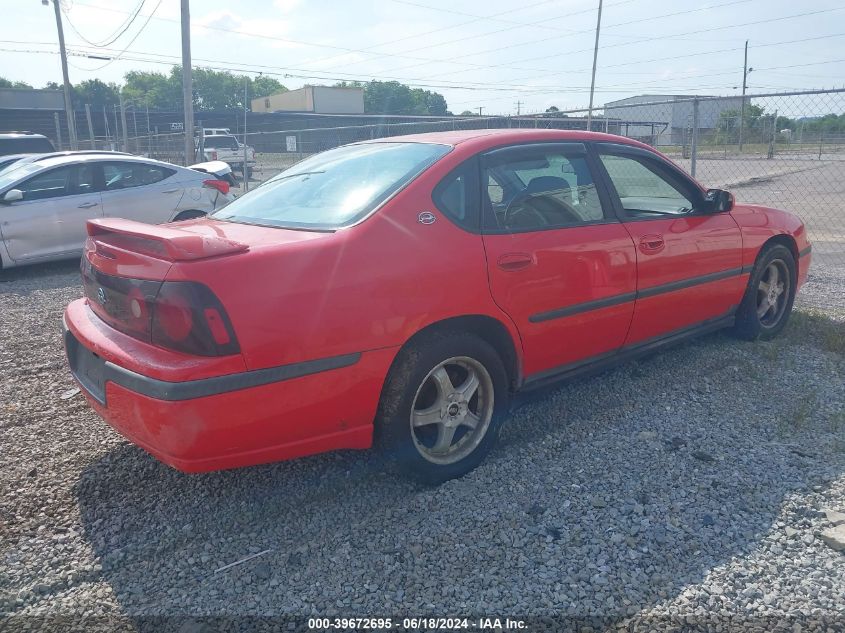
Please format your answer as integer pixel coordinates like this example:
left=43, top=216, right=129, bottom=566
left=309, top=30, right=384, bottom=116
left=196, top=134, right=256, bottom=177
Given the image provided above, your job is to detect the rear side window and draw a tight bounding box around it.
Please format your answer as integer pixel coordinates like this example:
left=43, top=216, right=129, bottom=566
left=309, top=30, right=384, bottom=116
left=0, top=136, right=55, bottom=156
left=432, top=159, right=479, bottom=230
left=482, top=145, right=607, bottom=232
left=103, top=162, right=174, bottom=190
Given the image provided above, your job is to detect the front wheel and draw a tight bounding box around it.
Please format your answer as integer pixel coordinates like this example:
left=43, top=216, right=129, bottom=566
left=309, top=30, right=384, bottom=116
left=732, top=244, right=796, bottom=340
left=376, top=332, right=509, bottom=485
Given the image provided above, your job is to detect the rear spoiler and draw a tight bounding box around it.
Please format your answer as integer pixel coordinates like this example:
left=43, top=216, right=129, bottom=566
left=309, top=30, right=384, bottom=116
left=87, top=218, right=248, bottom=261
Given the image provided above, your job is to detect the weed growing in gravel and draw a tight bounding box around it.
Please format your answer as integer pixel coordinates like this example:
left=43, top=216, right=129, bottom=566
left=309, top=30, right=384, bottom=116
left=787, top=310, right=845, bottom=355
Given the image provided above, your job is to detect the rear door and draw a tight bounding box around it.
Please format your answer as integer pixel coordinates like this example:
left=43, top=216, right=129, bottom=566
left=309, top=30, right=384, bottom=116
left=594, top=143, right=744, bottom=345
left=0, top=163, right=101, bottom=261
left=100, top=161, right=181, bottom=223
left=478, top=142, right=637, bottom=380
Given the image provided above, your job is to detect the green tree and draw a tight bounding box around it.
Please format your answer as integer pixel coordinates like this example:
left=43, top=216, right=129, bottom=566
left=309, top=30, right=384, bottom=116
left=459, top=110, right=474, bottom=116
left=122, top=69, right=180, bottom=109
left=73, top=79, right=120, bottom=108
left=0, top=77, right=34, bottom=89
left=251, top=76, right=286, bottom=99
left=546, top=105, right=559, bottom=112
left=336, top=79, right=448, bottom=115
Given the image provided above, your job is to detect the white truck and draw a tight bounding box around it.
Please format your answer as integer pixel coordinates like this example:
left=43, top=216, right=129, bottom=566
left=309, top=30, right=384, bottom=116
left=196, top=134, right=256, bottom=178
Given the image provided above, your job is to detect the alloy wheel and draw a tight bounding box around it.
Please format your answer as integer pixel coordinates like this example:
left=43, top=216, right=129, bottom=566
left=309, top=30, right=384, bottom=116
left=410, top=356, right=494, bottom=465
left=756, top=259, right=790, bottom=328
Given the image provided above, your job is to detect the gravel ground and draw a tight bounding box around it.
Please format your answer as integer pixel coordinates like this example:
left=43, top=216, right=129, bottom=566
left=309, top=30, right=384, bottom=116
left=1, top=259, right=844, bottom=632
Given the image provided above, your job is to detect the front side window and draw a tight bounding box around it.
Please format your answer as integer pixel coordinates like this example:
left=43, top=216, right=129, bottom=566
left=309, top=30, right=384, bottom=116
left=103, top=162, right=173, bottom=191
left=213, top=142, right=451, bottom=230
left=598, top=153, right=695, bottom=217
left=483, top=147, right=606, bottom=232
left=16, top=166, right=74, bottom=201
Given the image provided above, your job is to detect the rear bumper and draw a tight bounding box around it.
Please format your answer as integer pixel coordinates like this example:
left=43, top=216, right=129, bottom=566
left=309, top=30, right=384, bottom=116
left=64, top=299, right=395, bottom=472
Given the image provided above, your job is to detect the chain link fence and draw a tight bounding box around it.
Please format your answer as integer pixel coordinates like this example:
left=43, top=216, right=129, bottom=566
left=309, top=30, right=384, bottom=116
left=55, top=88, right=844, bottom=267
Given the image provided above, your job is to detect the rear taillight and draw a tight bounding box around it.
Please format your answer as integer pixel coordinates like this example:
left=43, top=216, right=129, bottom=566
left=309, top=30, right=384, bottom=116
left=82, top=262, right=239, bottom=357
left=203, top=179, right=230, bottom=195
left=151, top=282, right=239, bottom=356
left=209, top=150, right=218, bottom=160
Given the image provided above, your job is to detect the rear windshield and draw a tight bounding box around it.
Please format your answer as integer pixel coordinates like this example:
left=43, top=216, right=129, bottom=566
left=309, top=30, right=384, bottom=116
left=212, top=142, right=450, bottom=230
left=0, top=137, right=55, bottom=156
left=203, top=136, right=239, bottom=150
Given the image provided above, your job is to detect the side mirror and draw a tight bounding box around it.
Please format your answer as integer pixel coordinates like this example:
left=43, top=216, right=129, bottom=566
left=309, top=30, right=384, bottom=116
left=704, top=188, right=734, bottom=213
left=2, top=189, right=23, bottom=203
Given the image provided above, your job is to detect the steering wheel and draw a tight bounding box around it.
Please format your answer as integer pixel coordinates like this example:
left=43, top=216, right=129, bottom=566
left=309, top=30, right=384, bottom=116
left=502, top=190, right=582, bottom=228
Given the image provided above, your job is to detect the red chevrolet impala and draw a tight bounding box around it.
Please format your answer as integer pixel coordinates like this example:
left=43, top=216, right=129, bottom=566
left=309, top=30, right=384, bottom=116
left=63, top=130, right=812, bottom=483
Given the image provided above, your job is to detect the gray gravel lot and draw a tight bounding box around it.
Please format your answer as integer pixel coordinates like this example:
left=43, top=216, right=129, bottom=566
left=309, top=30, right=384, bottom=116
left=1, top=259, right=844, bottom=632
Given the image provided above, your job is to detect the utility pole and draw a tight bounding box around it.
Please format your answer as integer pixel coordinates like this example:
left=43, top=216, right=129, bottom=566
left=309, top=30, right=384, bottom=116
left=243, top=75, right=249, bottom=193
left=119, top=92, right=129, bottom=153
left=738, top=40, right=753, bottom=153
left=586, top=0, right=603, bottom=131
left=181, top=0, right=194, bottom=165
left=477, top=106, right=484, bottom=116
left=48, top=0, right=78, bottom=150
left=514, top=100, right=522, bottom=116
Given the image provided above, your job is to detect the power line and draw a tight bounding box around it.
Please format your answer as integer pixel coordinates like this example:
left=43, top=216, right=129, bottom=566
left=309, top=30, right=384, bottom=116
left=62, top=0, right=146, bottom=48
left=416, top=5, right=845, bottom=82
left=68, top=0, right=163, bottom=71
left=378, top=0, right=757, bottom=77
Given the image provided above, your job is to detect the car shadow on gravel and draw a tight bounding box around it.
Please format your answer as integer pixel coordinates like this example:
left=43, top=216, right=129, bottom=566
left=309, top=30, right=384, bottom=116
left=0, top=259, right=82, bottom=293
left=72, top=323, right=845, bottom=627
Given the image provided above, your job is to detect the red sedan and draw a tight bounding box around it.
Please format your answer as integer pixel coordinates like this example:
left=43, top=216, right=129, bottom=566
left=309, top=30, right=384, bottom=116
left=63, top=130, right=812, bottom=483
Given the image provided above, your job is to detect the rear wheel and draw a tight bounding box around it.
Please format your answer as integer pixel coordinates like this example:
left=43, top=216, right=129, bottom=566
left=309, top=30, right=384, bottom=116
left=376, top=332, right=509, bottom=485
left=733, top=244, right=796, bottom=340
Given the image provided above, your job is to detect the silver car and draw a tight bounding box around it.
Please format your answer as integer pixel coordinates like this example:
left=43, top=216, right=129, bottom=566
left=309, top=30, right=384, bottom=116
left=0, top=153, right=233, bottom=269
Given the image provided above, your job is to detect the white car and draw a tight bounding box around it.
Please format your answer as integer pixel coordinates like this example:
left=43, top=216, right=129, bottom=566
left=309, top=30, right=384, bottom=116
left=0, top=153, right=233, bottom=269
left=197, top=134, right=256, bottom=177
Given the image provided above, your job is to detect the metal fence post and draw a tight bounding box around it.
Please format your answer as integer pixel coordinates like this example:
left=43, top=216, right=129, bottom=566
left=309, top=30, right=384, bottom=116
left=690, top=99, right=700, bottom=178
left=53, top=112, right=63, bottom=150
left=84, top=104, right=96, bottom=149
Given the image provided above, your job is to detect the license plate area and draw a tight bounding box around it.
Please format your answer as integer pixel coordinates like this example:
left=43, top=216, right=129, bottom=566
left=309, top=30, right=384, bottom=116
left=65, top=329, right=107, bottom=405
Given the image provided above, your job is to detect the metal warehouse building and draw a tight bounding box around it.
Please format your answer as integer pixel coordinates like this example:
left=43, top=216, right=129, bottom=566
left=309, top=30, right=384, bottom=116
left=603, top=94, right=744, bottom=145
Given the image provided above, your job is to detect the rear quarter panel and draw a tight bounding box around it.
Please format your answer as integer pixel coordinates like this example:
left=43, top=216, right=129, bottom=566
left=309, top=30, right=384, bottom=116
left=165, top=162, right=522, bottom=373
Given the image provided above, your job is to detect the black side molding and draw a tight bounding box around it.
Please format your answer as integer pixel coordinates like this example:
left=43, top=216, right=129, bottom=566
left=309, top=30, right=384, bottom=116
left=105, top=353, right=362, bottom=401
left=66, top=325, right=361, bottom=403
left=530, top=267, right=746, bottom=323
left=799, top=245, right=812, bottom=258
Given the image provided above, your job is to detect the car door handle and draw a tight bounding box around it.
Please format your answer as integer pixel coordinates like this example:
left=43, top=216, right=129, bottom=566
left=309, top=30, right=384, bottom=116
left=162, top=189, right=180, bottom=193
left=639, top=234, right=665, bottom=254
left=77, top=202, right=99, bottom=209
left=497, top=252, right=534, bottom=271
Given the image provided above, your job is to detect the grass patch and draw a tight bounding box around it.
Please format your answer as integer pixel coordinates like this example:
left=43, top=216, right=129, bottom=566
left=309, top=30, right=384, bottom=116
left=785, top=309, right=845, bottom=355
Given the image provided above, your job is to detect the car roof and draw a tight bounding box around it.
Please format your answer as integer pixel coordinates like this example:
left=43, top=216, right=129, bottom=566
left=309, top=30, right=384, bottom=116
left=366, top=128, right=651, bottom=152
left=26, top=153, right=185, bottom=170
left=0, top=132, right=49, bottom=139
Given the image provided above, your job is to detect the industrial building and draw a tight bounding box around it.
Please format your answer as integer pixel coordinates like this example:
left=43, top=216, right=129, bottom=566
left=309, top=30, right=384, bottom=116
left=602, top=94, right=745, bottom=145
left=251, top=86, right=365, bottom=114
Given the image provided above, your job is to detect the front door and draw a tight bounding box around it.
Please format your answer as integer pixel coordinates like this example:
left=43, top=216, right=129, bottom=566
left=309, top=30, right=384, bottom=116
left=594, top=144, right=745, bottom=346
left=479, top=142, right=637, bottom=380
left=0, top=163, right=101, bottom=262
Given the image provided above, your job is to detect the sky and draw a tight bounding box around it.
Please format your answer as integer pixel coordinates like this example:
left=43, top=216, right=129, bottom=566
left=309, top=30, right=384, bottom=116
left=1, top=0, right=844, bottom=115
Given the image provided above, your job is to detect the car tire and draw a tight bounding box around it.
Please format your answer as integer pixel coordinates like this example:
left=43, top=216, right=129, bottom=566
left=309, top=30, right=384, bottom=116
left=172, top=210, right=206, bottom=222
left=732, top=243, right=796, bottom=341
left=375, top=331, right=510, bottom=485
